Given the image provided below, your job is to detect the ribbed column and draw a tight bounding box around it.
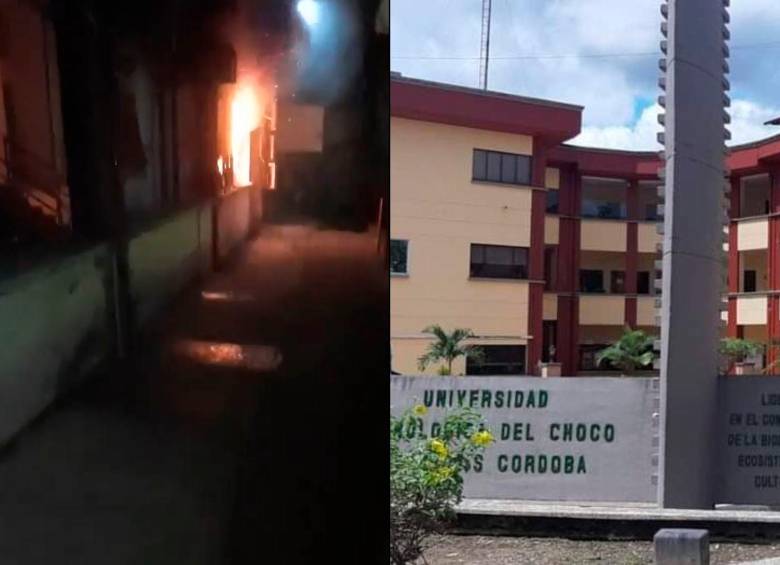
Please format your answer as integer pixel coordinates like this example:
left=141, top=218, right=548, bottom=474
left=655, top=0, right=729, bottom=509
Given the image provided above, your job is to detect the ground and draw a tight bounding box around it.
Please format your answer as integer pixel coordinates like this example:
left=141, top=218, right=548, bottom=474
left=0, top=223, right=387, bottom=564
left=419, top=535, right=780, bottom=564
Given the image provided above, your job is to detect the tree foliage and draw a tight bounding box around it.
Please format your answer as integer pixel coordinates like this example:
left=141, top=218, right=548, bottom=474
left=417, top=325, right=484, bottom=375
left=596, top=327, right=656, bottom=374
left=390, top=405, right=493, bottom=564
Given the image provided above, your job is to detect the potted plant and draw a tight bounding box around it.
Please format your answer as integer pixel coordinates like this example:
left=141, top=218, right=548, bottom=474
left=596, top=326, right=657, bottom=376
left=719, top=338, right=762, bottom=375
left=417, top=325, right=484, bottom=376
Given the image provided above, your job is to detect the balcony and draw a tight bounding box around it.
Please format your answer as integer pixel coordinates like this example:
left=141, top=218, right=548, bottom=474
left=579, top=294, right=625, bottom=325
left=736, top=218, right=768, bottom=251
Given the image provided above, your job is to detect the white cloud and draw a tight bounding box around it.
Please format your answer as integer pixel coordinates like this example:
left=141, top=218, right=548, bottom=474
left=571, top=99, right=780, bottom=150
left=391, top=0, right=780, bottom=150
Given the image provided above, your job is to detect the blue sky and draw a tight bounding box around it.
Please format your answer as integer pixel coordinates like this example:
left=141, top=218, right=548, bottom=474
left=390, top=0, right=780, bottom=149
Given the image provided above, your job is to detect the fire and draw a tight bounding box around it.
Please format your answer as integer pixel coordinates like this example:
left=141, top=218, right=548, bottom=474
left=217, top=155, right=224, bottom=175
left=229, top=85, right=262, bottom=187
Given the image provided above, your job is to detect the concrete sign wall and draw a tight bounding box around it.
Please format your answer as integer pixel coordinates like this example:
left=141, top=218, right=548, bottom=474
left=717, top=377, right=780, bottom=505
left=391, top=375, right=659, bottom=503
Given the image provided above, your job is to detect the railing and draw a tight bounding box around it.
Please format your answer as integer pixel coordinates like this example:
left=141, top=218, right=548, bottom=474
left=1, top=135, right=69, bottom=228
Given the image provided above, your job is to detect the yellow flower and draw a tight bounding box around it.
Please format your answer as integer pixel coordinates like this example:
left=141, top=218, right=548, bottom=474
left=432, top=466, right=455, bottom=483
left=471, top=430, right=494, bottom=447
left=413, top=404, right=428, bottom=416
left=429, top=438, right=449, bottom=458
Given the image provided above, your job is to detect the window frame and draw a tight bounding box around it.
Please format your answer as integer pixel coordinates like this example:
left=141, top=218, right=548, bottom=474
left=469, top=243, right=530, bottom=280
left=466, top=344, right=527, bottom=376
left=472, top=148, right=533, bottom=187
left=390, top=238, right=410, bottom=276
left=580, top=269, right=605, bottom=293
left=744, top=269, right=757, bottom=293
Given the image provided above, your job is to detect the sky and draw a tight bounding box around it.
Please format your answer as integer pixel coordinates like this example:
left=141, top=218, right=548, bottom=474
left=390, top=0, right=780, bottom=150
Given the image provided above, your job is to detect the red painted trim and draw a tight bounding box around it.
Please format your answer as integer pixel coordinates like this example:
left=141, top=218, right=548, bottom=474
left=556, top=295, right=579, bottom=376
left=625, top=180, right=639, bottom=326
left=768, top=169, right=780, bottom=373
left=625, top=218, right=638, bottom=327
left=391, top=79, right=582, bottom=144
left=527, top=147, right=548, bottom=375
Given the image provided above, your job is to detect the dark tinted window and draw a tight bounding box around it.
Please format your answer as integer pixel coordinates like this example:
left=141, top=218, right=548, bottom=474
left=638, top=271, right=650, bottom=294
left=472, top=150, right=487, bottom=179
left=390, top=239, right=408, bottom=274
left=470, top=244, right=529, bottom=280
left=744, top=270, right=757, bottom=293
left=611, top=271, right=625, bottom=294
left=467, top=345, right=526, bottom=375
left=580, top=270, right=604, bottom=293
left=486, top=152, right=502, bottom=182
left=472, top=149, right=532, bottom=186
left=546, top=190, right=559, bottom=213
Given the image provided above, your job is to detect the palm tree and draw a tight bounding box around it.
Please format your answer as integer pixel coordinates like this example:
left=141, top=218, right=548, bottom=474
left=596, top=327, right=656, bottom=375
left=417, top=325, right=484, bottom=375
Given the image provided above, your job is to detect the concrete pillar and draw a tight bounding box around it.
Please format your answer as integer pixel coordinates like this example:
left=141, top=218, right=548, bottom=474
left=626, top=179, right=639, bottom=327
left=655, top=0, right=729, bottom=509
left=556, top=165, right=581, bottom=376
left=528, top=145, right=548, bottom=375
left=727, top=176, right=740, bottom=339
left=654, top=529, right=709, bottom=565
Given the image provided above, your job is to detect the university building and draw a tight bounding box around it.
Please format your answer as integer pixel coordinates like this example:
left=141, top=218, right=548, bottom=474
left=390, top=74, right=780, bottom=376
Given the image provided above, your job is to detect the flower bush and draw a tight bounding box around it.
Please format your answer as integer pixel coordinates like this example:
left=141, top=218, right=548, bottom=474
left=390, top=404, right=494, bottom=564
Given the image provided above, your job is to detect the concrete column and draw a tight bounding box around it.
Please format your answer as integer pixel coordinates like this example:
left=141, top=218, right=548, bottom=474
left=527, top=145, right=548, bottom=375
left=656, top=0, right=728, bottom=509
left=556, top=165, right=581, bottom=376
left=727, top=176, right=740, bottom=339
left=626, top=179, right=639, bottom=327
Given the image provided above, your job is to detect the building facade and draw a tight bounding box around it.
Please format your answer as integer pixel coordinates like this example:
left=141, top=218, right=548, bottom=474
left=390, top=75, right=780, bottom=376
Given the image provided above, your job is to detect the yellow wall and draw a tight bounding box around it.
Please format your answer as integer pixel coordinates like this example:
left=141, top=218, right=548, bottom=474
left=637, top=296, right=656, bottom=326
left=637, top=223, right=661, bottom=253
left=543, top=293, right=557, bottom=320
left=579, top=325, right=625, bottom=344
left=581, top=219, right=627, bottom=252
left=391, top=117, right=533, bottom=374
left=545, top=216, right=559, bottom=245
left=579, top=295, right=625, bottom=325
left=738, top=218, right=768, bottom=251
left=737, top=295, right=767, bottom=326
left=740, top=250, right=767, bottom=292
left=545, top=167, right=560, bottom=189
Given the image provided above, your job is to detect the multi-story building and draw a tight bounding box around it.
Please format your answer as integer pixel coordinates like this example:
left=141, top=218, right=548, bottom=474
left=390, top=74, right=780, bottom=376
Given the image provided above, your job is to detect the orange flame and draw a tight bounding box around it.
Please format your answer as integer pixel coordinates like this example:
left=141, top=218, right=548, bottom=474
left=230, top=85, right=262, bottom=187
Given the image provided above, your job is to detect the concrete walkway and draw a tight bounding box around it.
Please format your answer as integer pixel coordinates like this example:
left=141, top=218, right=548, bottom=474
left=0, top=223, right=388, bottom=564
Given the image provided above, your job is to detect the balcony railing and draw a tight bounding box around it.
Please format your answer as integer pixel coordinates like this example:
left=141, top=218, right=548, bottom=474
left=581, top=199, right=626, bottom=220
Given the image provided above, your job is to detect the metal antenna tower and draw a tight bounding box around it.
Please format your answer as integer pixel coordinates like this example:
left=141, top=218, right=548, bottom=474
left=478, top=0, right=492, bottom=90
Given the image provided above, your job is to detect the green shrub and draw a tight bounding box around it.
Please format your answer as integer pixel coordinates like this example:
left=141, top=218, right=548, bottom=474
left=390, top=405, right=493, bottom=564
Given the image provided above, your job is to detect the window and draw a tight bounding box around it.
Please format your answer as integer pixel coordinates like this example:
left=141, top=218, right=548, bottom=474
left=580, top=270, right=604, bottom=293
left=390, top=239, right=408, bottom=274
left=470, top=244, right=529, bottom=280
left=544, top=246, right=557, bottom=290
left=610, top=271, right=625, bottom=294
left=645, top=203, right=659, bottom=221
left=472, top=149, right=532, bottom=186
left=546, top=189, right=559, bottom=213
left=638, top=271, right=651, bottom=294
left=582, top=200, right=626, bottom=219
left=467, top=345, right=526, bottom=375
left=744, top=270, right=757, bottom=293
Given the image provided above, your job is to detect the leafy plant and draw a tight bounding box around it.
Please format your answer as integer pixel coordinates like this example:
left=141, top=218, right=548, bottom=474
left=417, top=325, right=484, bottom=375
left=390, top=405, right=493, bottom=565
left=720, top=337, right=763, bottom=374
left=596, top=326, right=656, bottom=374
